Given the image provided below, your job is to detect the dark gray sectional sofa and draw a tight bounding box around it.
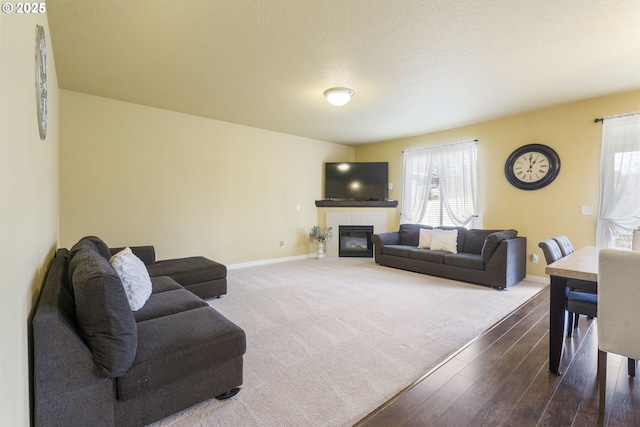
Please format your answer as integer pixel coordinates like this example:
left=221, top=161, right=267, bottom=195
left=372, top=224, right=527, bottom=289
left=32, top=236, right=246, bottom=427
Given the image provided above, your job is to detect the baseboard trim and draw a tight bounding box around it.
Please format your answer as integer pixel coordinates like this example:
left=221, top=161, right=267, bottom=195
left=227, top=254, right=315, bottom=270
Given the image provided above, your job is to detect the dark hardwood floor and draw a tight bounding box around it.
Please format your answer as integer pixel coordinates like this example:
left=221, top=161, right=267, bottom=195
left=356, top=286, right=639, bottom=427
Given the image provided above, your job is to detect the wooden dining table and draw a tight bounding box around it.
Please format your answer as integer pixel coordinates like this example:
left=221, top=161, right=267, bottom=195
left=545, top=246, right=599, bottom=375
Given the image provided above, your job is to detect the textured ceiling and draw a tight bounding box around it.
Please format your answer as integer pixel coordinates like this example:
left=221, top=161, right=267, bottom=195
left=46, top=0, right=640, bottom=146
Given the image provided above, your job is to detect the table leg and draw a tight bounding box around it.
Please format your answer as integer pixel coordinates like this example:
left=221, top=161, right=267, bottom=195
left=549, top=275, right=567, bottom=375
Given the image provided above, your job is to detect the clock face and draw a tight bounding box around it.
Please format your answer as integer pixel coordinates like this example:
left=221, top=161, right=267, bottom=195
left=505, top=144, right=560, bottom=190
left=35, top=25, right=47, bottom=140
left=512, top=151, right=550, bottom=183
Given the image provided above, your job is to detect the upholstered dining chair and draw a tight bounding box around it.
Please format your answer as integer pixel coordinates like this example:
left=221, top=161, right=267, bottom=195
left=597, top=249, right=640, bottom=415
left=553, top=235, right=575, bottom=257
left=538, top=238, right=563, bottom=265
left=538, top=238, right=597, bottom=338
left=552, top=236, right=598, bottom=334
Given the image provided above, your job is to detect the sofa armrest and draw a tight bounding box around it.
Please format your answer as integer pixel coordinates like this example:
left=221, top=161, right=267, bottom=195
left=109, top=246, right=156, bottom=266
left=484, top=236, right=527, bottom=287
left=34, top=256, right=116, bottom=426
left=372, top=232, right=401, bottom=264
left=372, top=232, right=401, bottom=246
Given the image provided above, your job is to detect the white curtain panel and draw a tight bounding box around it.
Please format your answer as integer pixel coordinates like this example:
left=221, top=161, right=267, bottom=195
left=401, top=147, right=436, bottom=224
left=401, top=140, right=481, bottom=228
left=596, top=113, right=640, bottom=248
left=436, top=141, right=481, bottom=228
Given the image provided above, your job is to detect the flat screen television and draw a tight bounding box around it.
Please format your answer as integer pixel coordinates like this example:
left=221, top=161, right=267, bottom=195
left=325, top=162, right=388, bottom=201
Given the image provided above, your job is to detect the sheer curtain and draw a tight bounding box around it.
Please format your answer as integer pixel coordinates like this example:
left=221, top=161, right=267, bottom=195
left=401, top=140, right=481, bottom=228
left=596, top=113, right=640, bottom=248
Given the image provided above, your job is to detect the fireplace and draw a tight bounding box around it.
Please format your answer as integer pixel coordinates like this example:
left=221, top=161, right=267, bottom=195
left=339, top=225, right=374, bottom=257
left=325, top=212, right=387, bottom=258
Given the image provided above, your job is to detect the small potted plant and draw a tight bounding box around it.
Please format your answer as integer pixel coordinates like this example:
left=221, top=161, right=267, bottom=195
left=309, top=225, right=333, bottom=259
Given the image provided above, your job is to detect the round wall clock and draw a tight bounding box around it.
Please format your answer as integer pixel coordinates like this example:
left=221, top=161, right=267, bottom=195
left=35, top=25, right=47, bottom=140
left=504, top=144, right=560, bottom=190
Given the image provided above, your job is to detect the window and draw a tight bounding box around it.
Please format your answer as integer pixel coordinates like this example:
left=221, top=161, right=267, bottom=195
left=595, top=113, right=640, bottom=248
left=401, top=140, right=481, bottom=228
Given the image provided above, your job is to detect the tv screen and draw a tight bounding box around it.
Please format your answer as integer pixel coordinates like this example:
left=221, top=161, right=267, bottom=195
left=325, top=162, right=388, bottom=201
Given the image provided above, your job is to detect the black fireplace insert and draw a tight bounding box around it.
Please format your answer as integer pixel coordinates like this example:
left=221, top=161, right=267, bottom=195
left=339, top=225, right=374, bottom=257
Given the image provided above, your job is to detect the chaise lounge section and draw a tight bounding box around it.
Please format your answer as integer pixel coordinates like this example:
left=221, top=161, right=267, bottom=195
left=108, top=245, right=228, bottom=299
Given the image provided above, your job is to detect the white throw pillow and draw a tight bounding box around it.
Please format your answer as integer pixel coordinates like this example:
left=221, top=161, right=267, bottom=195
left=430, top=229, right=458, bottom=253
left=109, top=247, right=152, bottom=311
left=417, top=228, right=433, bottom=249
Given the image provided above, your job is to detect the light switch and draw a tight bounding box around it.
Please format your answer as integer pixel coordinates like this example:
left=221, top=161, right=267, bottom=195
left=581, top=206, right=594, bottom=215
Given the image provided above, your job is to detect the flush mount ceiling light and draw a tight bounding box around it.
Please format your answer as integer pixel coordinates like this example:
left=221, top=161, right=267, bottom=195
left=324, top=87, right=354, bottom=107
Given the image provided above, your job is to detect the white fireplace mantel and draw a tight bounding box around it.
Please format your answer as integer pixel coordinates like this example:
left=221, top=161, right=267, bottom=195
left=326, top=212, right=387, bottom=258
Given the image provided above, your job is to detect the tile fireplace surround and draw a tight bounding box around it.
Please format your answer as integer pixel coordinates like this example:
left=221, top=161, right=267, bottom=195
left=325, top=212, right=388, bottom=258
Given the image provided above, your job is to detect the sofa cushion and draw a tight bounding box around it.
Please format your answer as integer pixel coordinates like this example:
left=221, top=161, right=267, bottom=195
left=150, top=276, right=184, bottom=294
left=110, top=245, right=156, bottom=266
left=147, top=256, right=226, bottom=285
left=408, top=248, right=446, bottom=263
left=133, top=289, right=208, bottom=323
left=117, top=306, right=246, bottom=401
left=481, top=229, right=518, bottom=262
left=69, top=236, right=112, bottom=263
left=110, top=247, right=153, bottom=311
left=464, top=229, right=500, bottom=254
left=381, top=245, right=413, bottom=257
left=399, top=224, right=433, bottom=246
left=69, top=248, right=137, bottom=378
left=430, top=229, right=458, bottom=253
left=444, top=253, right=485, bottom=270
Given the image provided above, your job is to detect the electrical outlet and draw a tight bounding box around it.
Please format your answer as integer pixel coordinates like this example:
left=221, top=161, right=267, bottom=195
left=280, top=241, right=285, bottom=248
left=531, top=254, right=539, bottom=264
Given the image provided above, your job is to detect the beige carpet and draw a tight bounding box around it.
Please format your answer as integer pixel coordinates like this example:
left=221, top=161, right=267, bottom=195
left=151, top=258, right=546, bottom=427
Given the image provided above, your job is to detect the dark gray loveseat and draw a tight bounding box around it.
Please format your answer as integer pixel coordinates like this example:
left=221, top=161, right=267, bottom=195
left=373, top=224, right=526, bottom=289
left=32, top=236, right=246, bottom=426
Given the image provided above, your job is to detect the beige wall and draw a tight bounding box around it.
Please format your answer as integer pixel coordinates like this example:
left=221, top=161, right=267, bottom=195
left=356, top=90, right=640, bottom=276
left=0, top=12, right=59, bottom=427
left=59, top=91, right=354, bottom=265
